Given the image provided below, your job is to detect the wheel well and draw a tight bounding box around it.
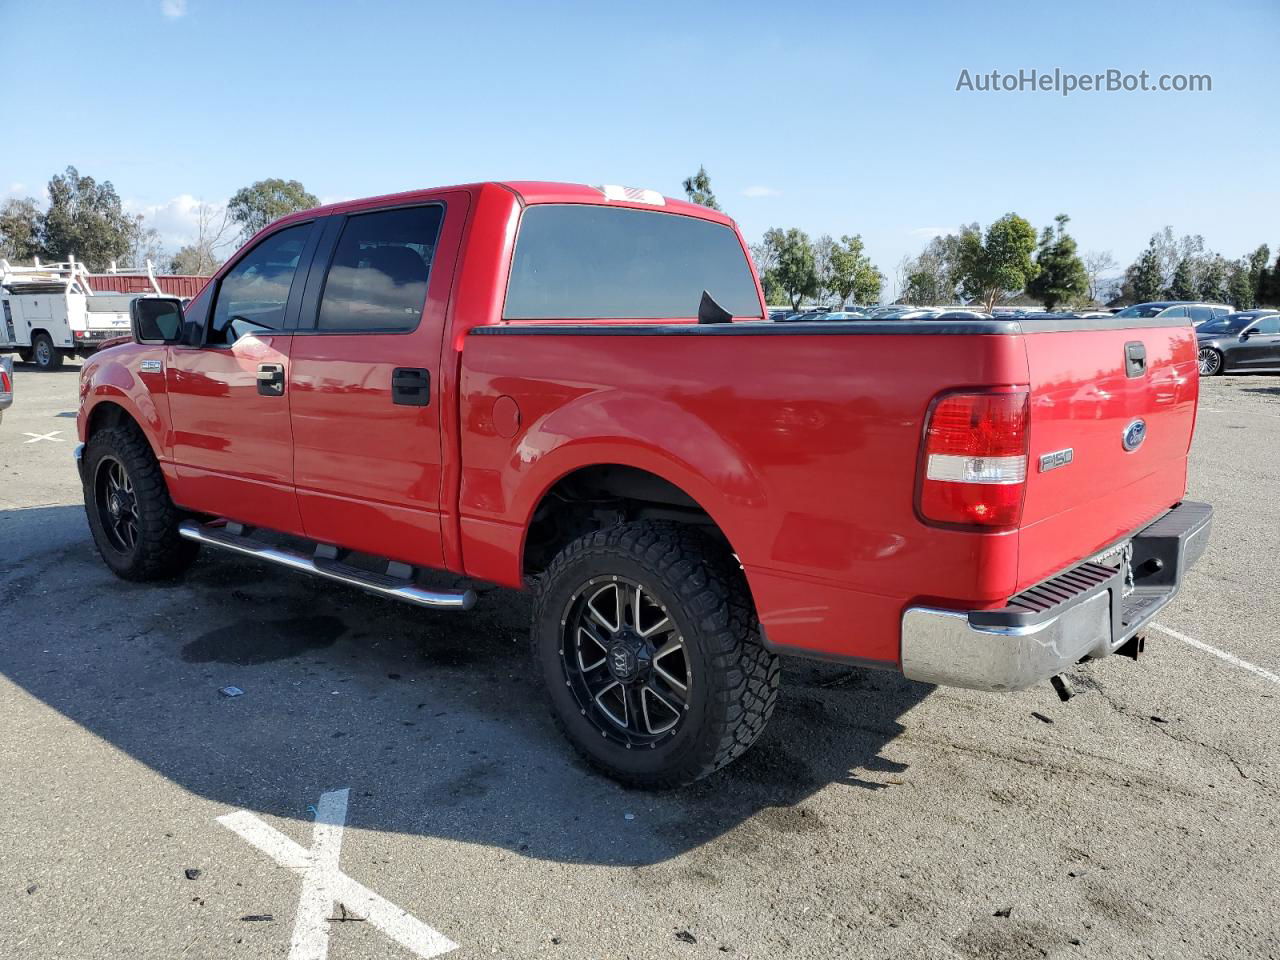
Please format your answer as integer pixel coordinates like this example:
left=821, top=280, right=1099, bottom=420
left=522, top=464, right=731, bottom=577
left=87, top=401, right=137, bottom=439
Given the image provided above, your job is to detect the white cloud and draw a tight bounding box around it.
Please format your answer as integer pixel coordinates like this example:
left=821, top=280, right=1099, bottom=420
left=125, top=194, right=228, bottom=248
left=742, top=185, right=781, bottom=198
left=161, top=0, right=188, bottom=19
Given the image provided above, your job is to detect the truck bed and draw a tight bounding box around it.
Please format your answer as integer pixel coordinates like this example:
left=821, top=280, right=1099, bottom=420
left=457, top=315, right=1198, bottom=665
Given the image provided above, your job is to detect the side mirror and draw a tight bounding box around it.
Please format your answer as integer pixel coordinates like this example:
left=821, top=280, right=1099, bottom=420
left=130, top=297, right=185, bottom=344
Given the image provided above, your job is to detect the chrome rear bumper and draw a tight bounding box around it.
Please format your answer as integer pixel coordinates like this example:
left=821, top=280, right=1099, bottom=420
left=901, top=500, right=1212, bottom=692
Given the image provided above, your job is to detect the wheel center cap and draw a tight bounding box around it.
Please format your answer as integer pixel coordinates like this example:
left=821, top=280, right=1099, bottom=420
left=109, top=495, right=121, bottom=517
left=607, top=635, right=651, bottom=683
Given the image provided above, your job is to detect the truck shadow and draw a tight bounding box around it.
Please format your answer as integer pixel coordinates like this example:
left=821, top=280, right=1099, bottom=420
left=0, top=504, right=929, bottom=867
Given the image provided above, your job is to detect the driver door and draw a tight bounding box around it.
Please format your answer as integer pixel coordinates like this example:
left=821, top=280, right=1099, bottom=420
left=165, top=220, right=320, bottom=533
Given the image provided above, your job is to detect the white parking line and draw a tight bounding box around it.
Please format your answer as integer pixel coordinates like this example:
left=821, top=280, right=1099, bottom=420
left=218, top=788, right=458, bottom=960
left=1151, top=622, right=1280, bottom=687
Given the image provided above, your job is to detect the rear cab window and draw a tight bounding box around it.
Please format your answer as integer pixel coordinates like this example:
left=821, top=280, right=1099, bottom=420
left=503, top=205, right=761, bottom=320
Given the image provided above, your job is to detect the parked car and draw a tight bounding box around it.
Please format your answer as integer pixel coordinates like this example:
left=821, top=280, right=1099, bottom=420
left=1196, top=310, right=1280, bottom=375
left=933, top=310, right=993, bottom=320
left=818, top=310, right=873, bottom=321
left=0, top=355, right=12, bottom=423
left=776, top=309, right=829, bottom=322
left=75, top=180, right=1212, bottom=787
left=1114, top=301, right=1233, bottom=326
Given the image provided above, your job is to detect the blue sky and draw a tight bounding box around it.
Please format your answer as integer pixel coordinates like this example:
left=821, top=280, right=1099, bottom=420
left=6, top=0, right=1277, bottom=293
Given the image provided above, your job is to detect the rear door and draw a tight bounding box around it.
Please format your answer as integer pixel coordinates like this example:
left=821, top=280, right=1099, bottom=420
left=1016, top=321, right=1199, bottom=589
left=287, top=194, right=468, bottom=569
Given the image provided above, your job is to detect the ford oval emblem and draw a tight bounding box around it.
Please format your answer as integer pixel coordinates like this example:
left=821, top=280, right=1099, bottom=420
left=1122, top=419, right=1147, bottom=452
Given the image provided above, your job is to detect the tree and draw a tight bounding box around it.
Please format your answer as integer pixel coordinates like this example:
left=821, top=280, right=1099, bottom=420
left=681, top=166, right=720, bottom=211
left=0, top=197, right=42, bottom=263
left=126, top=214, right=165, bottom=269
left=1026, top=214, right=1087, bottom=311
left=812, top=234, right=835, bottom=303
left=227, top=178, right=318, bottom=239
left=826, top=234, right=882, bottom=305
left=1127, top=242, right=1165, bottom=303
left=1198, top=255, right=1229, bottom=303
left=1247, top=244, right=1270, bottom=306
left=1082, top=249, right=1117, bottom=303
left=898, top=228, right=971, bottom=305
left=39, top=166, right=137, bottom=270
left=763, top=228, right=818, bottom=311
left=169, top=202, right=233, bottom=275
left=1166, top=257, right=1198, bottom=300
left=955, top=214, right=1038, bottom=312
left=1227, top=261, right=1254, bottom=310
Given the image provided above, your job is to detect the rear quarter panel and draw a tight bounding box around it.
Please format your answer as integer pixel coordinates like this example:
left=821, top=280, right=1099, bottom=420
left=458, top=326, right=1028, bottom=664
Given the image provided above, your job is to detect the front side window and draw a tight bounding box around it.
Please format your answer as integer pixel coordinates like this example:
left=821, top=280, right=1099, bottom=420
left=316, top=206, right=443, bottom=333
left=209, top=223, right=312, bottom=344
left=504, top=205, right=762, bottom=320
left=1188, top=306, right=1212, bottom=323
left=1256, top=315, right=1280, bottom=334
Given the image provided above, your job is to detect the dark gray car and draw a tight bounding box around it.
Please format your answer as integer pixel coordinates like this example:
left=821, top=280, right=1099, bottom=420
left=1196, top=310, right=1280, bottom=376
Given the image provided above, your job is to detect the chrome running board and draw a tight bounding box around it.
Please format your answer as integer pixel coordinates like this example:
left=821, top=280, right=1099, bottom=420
left=178, top=520, right=476, bottom=611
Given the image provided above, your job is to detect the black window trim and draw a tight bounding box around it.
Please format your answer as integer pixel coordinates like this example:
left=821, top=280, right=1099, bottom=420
left=197, top=218, right=320, bottom=349
left=292, top=200, right=447, bottom=337
left=501, top=202, right=764, bottom=322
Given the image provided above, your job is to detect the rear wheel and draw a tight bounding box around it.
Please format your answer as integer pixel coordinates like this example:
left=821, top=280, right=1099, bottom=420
left=31, top=333, right=63, bottom=371
left=82, top=424, right=199, bottom=581
left=532, top=521, right=779, bottom=788
left=1197, top=346, right=1223, bottom=377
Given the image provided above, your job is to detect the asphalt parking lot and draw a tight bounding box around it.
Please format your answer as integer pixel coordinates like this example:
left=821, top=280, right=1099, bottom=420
left=1, top=363, right=1277, bottom=960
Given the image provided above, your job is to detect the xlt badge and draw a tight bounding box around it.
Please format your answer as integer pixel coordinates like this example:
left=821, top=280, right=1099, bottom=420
left=1038, top=448, right=1074, bottom=473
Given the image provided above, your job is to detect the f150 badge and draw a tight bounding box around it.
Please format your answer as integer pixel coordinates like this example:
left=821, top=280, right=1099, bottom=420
left=1122, top=419, right=1147, bottom=452
left=1038, top=448, right=1074, bottom=473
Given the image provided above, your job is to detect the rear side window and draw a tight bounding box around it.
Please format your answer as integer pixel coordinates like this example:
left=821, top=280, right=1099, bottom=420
left=1188, top=306, right=1212, bottom=323
left=317, top=205, right=443, bottom=333
left=504, top=205, right=762, bottom=320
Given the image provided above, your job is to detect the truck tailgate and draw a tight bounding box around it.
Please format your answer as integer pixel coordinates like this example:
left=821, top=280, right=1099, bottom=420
left=1017, top=322, right=1199, bottom=590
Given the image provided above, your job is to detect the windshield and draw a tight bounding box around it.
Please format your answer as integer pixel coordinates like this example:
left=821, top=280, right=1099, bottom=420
left=1199, top=314, right=1257, bottom=335
left=1114, top=304, right=1167, bottom=318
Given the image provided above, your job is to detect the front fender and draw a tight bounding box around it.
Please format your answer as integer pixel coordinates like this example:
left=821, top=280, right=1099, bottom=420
left=78, top=350, right=170, bottom=461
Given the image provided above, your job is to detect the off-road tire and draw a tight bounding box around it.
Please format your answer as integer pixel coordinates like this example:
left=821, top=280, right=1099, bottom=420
left=532, top=521, right=779, bottom=788
left=82, top=423, right=199, bottom=581
left=31, top=333, right=63, bottom=371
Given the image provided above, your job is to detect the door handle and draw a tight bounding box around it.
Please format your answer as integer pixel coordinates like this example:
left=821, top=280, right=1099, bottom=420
left=257, top=362, right=285, bottom=397
left=392, top=367, right=430, bottom=406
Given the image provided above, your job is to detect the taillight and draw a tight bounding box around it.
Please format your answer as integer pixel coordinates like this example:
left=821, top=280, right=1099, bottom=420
left=919, top=388, right=1029, bottom=528
left=0, top=369, right=10, bottom=392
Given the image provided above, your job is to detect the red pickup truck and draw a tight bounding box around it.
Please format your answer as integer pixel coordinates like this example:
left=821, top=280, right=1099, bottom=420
left=75, top=181, right=1212, bottom=787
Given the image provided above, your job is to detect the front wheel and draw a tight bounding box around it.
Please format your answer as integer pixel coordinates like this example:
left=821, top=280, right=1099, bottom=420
left=31, top=333, right=63, bottom=371
left=82, top=424, right=199, bottom=581
left=532, top=522, right=779, bottom=788
left=1198, top=346, right=1223, bottom=377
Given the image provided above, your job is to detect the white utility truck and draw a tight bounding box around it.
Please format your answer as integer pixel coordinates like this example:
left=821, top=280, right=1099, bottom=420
left=0, top=258, right=167, bottom=370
